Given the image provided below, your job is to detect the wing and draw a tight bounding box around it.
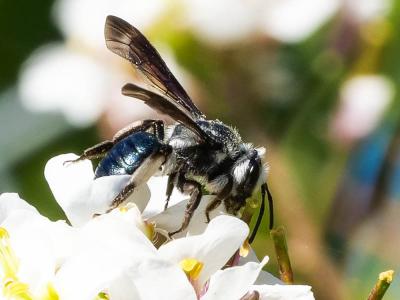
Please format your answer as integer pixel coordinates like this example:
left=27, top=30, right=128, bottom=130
left=122, top=83, right=218, bottom=147
left=105, top=15, right=204, bottom=119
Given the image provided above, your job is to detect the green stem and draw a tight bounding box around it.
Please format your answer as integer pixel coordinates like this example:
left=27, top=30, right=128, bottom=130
left=367, top=270, right=394, bottom=300
left=270, top=226, right=294, bottom=284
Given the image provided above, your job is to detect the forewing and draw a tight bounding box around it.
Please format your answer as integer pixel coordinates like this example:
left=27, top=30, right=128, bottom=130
left=105, top=15, right=204, bottom=119
left=122, top=83, right=217, bottom=146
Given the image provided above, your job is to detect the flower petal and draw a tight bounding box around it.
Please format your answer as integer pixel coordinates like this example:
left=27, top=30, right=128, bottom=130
left=142, top=176, right=187, bottom=219
left=202, top=257, right=269, bottom=300
left=148, top=195, right=228, bottom=237
left=54, top=247, right=132, bottom=300
left=45, top=153, right=151, bottom=226
left=252, top=284, right=315, bottom=300
left=239, top=248, right=282, bottom=285
left=1, top=210, right=75, bottom=295
left=0, top=193, right=38, bottom=223
left=90, top=175, right=151, bottom=213
left=158, top=215, right=249, bottom=287
left=77, top=205, right=157, bottom=258
left=124, top=258, right=197, bottom=300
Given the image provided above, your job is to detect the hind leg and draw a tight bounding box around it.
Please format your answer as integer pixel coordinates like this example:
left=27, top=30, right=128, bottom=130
left=65, top=120, right=165, bottom=164
left=105, top=145, right=171, bottom=213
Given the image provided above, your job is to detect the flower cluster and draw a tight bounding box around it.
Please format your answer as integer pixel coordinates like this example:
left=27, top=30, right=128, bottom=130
left=0, top=154, right=314, bottom=299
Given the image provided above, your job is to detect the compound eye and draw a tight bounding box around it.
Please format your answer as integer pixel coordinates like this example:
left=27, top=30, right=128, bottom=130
left=243, top=159, right=260, bottom=193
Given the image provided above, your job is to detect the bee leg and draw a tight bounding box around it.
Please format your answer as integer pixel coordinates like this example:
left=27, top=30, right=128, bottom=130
left=103, top=147, right=171, bottom=215
left=164, top=172, right=177, bottom=210
left=205, top=176, right=233, bottom=222
left=205, top=199, right=221, bottom=223
left=169, top=180, right=202, bottom=237
left=64, top=140, right=114, bottom=165
left=65, top=120, right=165, bottom=166
left=113, top=119, right=165, bottom=142
left=105, top=181, right=136, bottom=213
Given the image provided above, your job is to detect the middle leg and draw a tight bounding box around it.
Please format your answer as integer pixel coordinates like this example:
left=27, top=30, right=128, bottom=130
left=169, top=176, right=202, bottom=237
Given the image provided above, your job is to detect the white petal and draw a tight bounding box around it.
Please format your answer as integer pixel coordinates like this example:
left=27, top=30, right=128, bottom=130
left=107, top=272, right=142, bottom=300
left=45, top=153, right=151, bottom=226
left=142, top=176, right=187, bottom=219
left=90, top=176, right=151, bottom=213
left=56, top=210, right=196, bottom=300
left=125, top=258, right=197, bottom=300
left=18, top=44, right=109, bottom=126
left=1, top=210, right=75, bottom=295
left=0, top=193, right=38, bottom=223
left=54, top=247, right=133, bottom=300
left=45, top=153, right=95, bottom=226
left=158, top=215, right=249, bottom=287
left=202, top=257, right=269, bottom=300
left=78, top=207, right=157, bottom=258
left=148, top=195, right=228, bottom=237
left=239, top=248, right=282, bottom=285
left=252, top=284, right=315, bottom=300
left=55, top=209, right=156, bottom=300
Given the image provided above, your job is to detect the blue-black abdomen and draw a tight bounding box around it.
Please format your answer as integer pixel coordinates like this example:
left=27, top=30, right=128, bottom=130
left=95, top=132, right=163, bottom=178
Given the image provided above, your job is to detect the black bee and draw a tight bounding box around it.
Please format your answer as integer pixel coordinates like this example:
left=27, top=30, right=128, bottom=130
left=71, top=15, right=273, bottom=241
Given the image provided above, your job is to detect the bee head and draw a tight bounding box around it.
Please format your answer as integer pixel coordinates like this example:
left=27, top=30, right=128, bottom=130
left=230, top=146, right=267, bottom=208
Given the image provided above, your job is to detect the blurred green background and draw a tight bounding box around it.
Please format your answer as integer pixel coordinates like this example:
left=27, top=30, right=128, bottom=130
left=1, top=0, right=399, bottom=299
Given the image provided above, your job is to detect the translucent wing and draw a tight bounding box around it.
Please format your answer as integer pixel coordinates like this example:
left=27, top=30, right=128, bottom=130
left=105, top=15, right=204, bottom=119
left=122, top=83, right=217, bottom=147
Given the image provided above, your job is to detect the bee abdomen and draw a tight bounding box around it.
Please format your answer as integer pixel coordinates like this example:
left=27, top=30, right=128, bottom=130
left=94, top=132, right=162, bottom=178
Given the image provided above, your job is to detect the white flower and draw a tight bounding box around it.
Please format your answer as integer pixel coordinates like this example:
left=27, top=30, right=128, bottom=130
left=253, top=284, right=314, bottom=300
left=182, top=0, right=340, bottom=45
left=54, top=0, right=166, bottom=49
left=261, top=0, right=340, bottom=43
left=182, top=0, right=264, bottom=45
left=330, top=75, right=394, bottom=143
left=0, top=153, right=315, bottom=299
left=17, top=0, right=167, bottom=127
left=345, top=0, right=392, bottom=23
left=18, top=44, right=113, bottom=126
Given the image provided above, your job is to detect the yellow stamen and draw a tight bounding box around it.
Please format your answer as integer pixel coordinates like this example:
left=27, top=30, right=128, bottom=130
left=0, top=228, right=19, bottom=281
left=41, top=283, right=59, bottom=300
left=179, top=258, right=204, bottom=281
left=3, top=279, right=32, bottom=300
left=144, top=222, right=155, bottom=240
left=240, top=239, right=250, bottom=257
left=0, top=228, right=60, bottom=300
left=118, top=206, right=128, bottom=213
left=95, top=292, right=110, bottom=300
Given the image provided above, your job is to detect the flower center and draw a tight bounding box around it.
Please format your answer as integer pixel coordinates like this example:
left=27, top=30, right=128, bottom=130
left=0, top=227, right=59, bottom=300
left=179, top=258, right=204, bottom=281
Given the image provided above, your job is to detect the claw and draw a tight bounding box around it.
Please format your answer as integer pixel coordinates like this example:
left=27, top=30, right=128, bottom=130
left=63, top=158, right=81, bottom=166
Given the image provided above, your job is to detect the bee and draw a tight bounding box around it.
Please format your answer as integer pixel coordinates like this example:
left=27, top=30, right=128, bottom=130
left=70, top=15, right=273, bottom=241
